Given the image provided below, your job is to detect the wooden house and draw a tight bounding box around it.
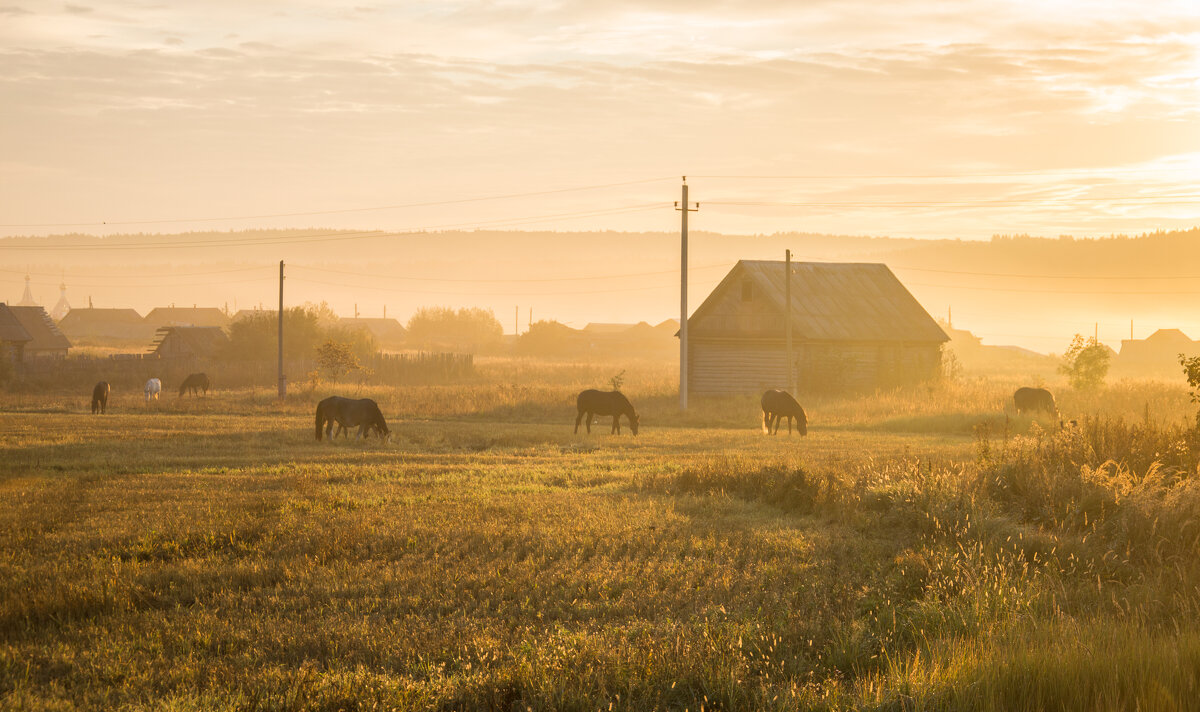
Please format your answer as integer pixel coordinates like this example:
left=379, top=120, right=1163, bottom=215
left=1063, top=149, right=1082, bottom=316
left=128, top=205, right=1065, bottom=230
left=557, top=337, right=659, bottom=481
left=337, top=317, right=407, bottom=348
left=8, top=305, right=71, bottom=359
left=150, top=326, right=229, bottom=360
left=144, top=307, right=230, bottom=331
left=1116, top=329, right=1200, bottom=375
left=685, top=261, right=948, bottom=395
left=58, top=307, right=153, bottom=342
left=0, top=303, right=33, bottom=364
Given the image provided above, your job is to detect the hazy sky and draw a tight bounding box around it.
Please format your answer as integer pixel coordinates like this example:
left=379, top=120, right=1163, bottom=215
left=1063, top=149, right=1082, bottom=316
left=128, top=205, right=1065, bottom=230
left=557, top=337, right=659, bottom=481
left=2, top=0, right=1198, bottom=239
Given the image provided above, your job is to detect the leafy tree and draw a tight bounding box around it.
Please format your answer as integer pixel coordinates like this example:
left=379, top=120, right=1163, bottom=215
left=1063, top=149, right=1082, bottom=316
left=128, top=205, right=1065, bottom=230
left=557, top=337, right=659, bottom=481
left=406, top=307, right=503, bottom=352
left=223, top=303, right=377, bottom=363
left=315, top=340, right=361, bottom=381
left=1180, top=354, right=1200, bottom=427
left=1058, top=334, right=1110, bottom=390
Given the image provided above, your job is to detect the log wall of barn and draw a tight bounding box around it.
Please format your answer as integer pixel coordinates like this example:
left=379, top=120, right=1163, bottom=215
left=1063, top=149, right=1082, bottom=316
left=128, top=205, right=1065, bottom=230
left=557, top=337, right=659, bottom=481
left=689, top=339, right=942, bottom=395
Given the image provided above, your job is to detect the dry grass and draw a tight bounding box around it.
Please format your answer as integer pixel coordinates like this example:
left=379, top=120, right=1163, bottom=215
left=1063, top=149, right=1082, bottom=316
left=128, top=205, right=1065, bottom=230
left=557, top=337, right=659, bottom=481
left=2, top=364, right=1199, bottom=710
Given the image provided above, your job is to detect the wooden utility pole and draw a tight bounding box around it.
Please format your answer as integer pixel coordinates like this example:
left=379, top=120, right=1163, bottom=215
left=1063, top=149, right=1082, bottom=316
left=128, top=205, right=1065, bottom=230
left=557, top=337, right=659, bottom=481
left=785, top=249, right=794, bottom=394
left=277, top=260, right=286, bottom=399
left=515, top=306, right=519, bottom=336
left=675, top=177, right=699, bottom=410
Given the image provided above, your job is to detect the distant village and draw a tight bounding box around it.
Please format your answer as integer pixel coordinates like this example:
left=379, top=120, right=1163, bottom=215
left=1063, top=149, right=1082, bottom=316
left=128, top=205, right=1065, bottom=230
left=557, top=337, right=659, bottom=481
left=0, top=274, right=679, bottom=374
left=4, top=262, right=1199, bottom=390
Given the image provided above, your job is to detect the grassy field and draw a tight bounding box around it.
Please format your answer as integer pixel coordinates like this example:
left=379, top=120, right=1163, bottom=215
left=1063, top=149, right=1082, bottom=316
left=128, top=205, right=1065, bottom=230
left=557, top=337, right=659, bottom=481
left=2, top=363, right=1200, bottom=710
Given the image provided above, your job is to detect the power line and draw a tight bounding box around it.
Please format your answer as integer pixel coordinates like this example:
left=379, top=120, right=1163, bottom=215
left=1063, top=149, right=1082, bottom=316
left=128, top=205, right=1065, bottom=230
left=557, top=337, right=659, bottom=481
left=287, top=275, right=684, bottom=297
left=907, top=281, right=1200, bottom=295
left=0, top=177, right=676, bottom=228
left=690, top=166, right=1195, bottom=180
left=289, top=261, right=730, bottom=284
left=891, top=265, right=1200, bottom=281
left=706, top=195, right=1200, bottom=208
left=0, top=264, right=273, bottom=280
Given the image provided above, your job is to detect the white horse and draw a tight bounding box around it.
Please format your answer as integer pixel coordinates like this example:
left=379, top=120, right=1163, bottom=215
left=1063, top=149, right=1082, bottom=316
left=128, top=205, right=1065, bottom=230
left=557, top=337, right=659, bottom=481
left=144, top=378, right=162, bottom=403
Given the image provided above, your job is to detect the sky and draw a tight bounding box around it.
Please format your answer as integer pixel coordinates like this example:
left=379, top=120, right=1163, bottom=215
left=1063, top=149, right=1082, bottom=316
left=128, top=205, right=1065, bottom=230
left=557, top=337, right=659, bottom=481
left=2, top=0, right=1199, bottom=240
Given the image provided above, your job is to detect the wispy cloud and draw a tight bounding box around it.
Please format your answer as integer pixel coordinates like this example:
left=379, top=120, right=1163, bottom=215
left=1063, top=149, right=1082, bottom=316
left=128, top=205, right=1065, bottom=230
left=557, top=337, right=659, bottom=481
left=0, top=1, right=1197, bottom=237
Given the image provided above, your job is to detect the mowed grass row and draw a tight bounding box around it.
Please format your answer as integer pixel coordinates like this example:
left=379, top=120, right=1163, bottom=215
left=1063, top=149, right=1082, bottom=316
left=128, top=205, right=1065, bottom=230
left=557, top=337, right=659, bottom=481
left=2, top=377, right=1200, bottom=710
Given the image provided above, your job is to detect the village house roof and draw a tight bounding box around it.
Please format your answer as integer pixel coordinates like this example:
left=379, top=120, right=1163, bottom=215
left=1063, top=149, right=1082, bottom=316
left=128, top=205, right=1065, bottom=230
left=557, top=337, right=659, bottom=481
left=0, top=304, right=33, bottom=344
left=337, top=317, right=406, bottom=342
left=8, top=305, right=71, bottom=352
left=688, top=260, right=948, bottom=343
left=583, top=323, right=638, bottom=334
left=150, top=326, right=230, bottom=359
left=58, top=307, right=150, bottom=336
left=144, top=307, right=230, bottom=329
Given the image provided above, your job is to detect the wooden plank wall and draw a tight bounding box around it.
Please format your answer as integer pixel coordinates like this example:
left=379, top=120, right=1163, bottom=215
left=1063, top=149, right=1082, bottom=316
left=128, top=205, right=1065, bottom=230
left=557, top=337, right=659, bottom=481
left=689, top=340, right=942, bottom=395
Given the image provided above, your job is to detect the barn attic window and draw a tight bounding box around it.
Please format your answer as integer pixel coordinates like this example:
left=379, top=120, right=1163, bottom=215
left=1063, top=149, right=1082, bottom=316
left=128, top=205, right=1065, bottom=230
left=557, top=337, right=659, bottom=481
left=741, top=279, right=754, bottom=302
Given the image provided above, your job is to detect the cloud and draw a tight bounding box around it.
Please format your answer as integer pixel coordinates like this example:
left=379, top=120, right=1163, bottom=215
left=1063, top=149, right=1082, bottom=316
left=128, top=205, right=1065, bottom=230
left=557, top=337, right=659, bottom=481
left=0, top=1, right=1197, bottom=238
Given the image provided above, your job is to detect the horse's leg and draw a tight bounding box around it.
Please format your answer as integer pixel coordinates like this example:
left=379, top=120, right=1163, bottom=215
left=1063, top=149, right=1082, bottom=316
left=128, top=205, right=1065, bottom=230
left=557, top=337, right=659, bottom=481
left=787, top=415, right=793, bottom=434
left=574, top=410, right=584, bottom=434
left=612, top=415, right=620, bottom=434
left=585, top=412, right=592, bottom=434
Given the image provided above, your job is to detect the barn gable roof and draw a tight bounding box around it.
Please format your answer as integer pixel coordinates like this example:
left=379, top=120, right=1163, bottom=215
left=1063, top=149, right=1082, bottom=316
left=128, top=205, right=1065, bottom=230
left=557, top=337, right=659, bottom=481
left=689, top=260, right=948, bottom=343
left=150, top=326, right=229, bottom=358
left=59, top=307, right=145, bottom=328
left=0, top=304, right=33, bottom=343
left=337, top=317, right=406, bottom=340
left=145, top=307, right=230, bottom=328
left=8, top=305, right=72, bottom=351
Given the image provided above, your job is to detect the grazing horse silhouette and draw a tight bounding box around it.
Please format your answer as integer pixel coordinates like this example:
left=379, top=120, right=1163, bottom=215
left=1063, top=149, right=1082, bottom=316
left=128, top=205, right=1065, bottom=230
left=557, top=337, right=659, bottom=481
left=315, top=396, right=390, bottom=441
left=179, top=372, right=210, bottom=396
left=1013, top=387, right=1057, bottom=416
left=761, top=389, right=807, bottom=435
left=91, top=381, right=110, bottom=414
left=144, top=378, right=161, bottom=404
left=574, top=389, right=640, bottom=435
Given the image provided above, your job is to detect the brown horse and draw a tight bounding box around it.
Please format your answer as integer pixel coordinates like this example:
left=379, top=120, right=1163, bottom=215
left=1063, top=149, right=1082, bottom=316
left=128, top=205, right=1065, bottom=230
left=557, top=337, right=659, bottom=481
left=91, top=381, right=110, bottom=414
left=1013, top=387, right=1057, bottom=416
left=179, top=372, right=210, bottom=396
left=315, top=396, right=390, bottom=441
left=574, top=389, right=639, bottom=435
left=761, top=389, right=807, bottom=435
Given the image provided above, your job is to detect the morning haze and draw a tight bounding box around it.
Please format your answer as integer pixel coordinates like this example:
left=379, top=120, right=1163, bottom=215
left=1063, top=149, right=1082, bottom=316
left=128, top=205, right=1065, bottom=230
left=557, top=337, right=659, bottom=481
left=3, top=0, right=1200, bottom=709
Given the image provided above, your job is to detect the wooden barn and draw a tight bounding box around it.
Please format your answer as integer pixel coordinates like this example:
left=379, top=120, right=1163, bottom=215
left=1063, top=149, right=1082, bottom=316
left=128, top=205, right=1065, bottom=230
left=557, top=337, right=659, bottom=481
left=8, top=305, right=71, bottom=359
left=58, top=307, right=153, bottom=342
left=337, top=317, right=407, bottom=348
left=685, top=261, right=948, bottom=395
left=144, top=306, right=230, bottom=331
left=0, top=304, right=33, bottom=364
left=150, top=326, right=229, bottom=360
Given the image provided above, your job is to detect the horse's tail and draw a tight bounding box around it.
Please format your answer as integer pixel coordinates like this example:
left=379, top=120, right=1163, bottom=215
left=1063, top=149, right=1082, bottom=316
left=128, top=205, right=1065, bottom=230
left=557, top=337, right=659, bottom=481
left=315, top=403, right=325, bottom=441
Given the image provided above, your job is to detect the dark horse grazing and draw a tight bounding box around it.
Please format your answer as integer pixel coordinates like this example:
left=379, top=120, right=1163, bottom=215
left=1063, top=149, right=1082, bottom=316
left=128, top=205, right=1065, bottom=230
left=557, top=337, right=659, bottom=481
left=179, top=372, right=210, bottom=397
left=574, top=389, right=639, bottom=435
left=1013, top=387, right=1057, bottom=416
left=315, top=396, right=390, bottom=441
left=761, top=389, right=807, bottom=435
left=91, top=381, right=110, bottom=414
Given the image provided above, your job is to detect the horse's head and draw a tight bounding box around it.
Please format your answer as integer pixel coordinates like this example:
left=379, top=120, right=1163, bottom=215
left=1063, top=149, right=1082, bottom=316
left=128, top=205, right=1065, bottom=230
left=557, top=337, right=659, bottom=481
left=630, top=413, right=640, bottom=436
